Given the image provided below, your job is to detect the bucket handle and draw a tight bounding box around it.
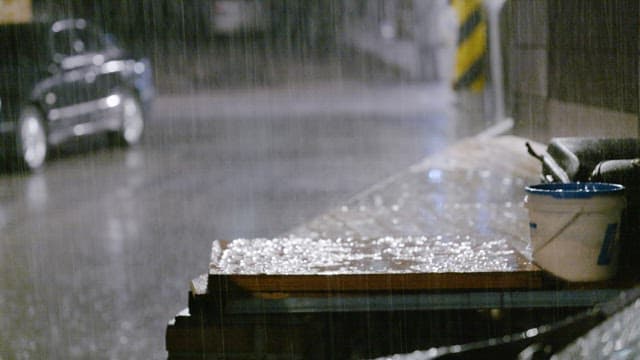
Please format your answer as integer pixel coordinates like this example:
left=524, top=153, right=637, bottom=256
left=526, top=142, right=571, bottom=183
left=533, top=207, right=583, bottom=255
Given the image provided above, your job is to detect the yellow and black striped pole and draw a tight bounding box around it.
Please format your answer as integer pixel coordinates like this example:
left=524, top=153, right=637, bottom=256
left=451, top=0, right=487, bottom=92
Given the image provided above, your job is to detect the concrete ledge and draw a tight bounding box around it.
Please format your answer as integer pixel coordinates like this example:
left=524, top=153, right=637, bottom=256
left=289, top=135, right=545, bottom=262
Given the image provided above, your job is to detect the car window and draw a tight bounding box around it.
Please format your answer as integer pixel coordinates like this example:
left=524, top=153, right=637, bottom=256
left=51, top=27, right=78, bottom=58
left=75, top=27, right=103, bottom=53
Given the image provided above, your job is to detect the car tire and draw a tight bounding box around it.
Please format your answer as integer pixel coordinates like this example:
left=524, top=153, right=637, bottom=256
left=110, top=93, right=144, bottom=147
left=15, top=107, right=48, bottom=171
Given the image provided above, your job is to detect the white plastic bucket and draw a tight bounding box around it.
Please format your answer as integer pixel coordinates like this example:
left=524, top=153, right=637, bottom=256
left=525, top=182, right=626, bottom=282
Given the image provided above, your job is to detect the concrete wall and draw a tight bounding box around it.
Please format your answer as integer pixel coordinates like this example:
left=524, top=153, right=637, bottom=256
left=505, top=0, right=639, bottom=142
left=342, top=0, right=457, bottom=82
left=342, top=0, right=490, bottom=131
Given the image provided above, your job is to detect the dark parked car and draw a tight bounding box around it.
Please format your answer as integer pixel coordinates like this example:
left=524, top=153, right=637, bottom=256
left=0, top=18, right=154, bottom=171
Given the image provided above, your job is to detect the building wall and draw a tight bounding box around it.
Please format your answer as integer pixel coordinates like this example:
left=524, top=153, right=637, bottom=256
left=547, top=0, right=638, bottom=140
left=503, top=0, right=548, bottom=139
left=505, top=0, right=639, bottom=142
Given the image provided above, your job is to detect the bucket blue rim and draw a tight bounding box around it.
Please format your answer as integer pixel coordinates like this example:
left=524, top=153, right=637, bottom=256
left=525, top=182, right=625, bottom=199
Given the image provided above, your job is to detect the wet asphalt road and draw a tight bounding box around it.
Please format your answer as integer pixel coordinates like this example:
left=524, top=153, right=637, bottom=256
left=0, top=79, right=465, bottom=358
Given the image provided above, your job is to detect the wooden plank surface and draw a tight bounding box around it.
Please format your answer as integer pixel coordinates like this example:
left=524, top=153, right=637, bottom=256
left=209, top=237, right=541, bottom=292
left=207, top=136, right=550, bottom=293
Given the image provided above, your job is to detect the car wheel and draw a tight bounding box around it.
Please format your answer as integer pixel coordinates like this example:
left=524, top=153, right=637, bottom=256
left=111, top=94, right=144, bottom=146
left=16, top=107, right=48, bottom=171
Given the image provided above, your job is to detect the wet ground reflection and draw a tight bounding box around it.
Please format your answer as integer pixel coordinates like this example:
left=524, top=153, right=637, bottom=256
left=0, top=81, right=458, bottom=358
